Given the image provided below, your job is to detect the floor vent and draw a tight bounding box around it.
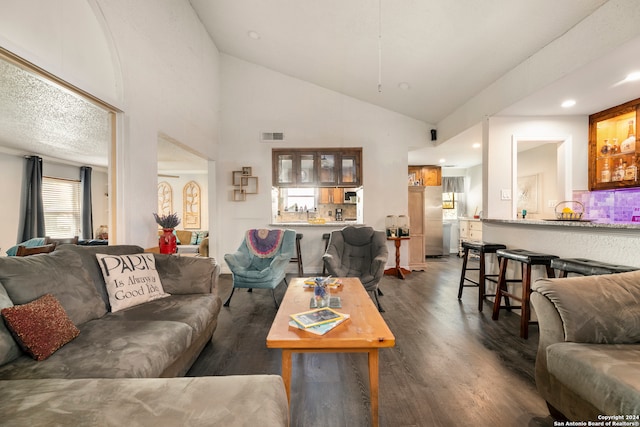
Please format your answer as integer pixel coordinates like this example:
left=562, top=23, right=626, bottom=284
left=261, top=132, right=285, bottom=142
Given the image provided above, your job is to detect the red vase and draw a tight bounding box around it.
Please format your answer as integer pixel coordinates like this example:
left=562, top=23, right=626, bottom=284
left=159, top=228, right=177, bottom=254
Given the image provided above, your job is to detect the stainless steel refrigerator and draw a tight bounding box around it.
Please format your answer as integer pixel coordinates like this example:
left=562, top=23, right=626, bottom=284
left=423, top=186, right=444, bottom=256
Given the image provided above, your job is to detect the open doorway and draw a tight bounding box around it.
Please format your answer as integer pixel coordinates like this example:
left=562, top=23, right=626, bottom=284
left=0, top=47, right=119, bottom=251
left=511, top=136, right=573, bottom=219
left=156, top=134, right=209, bottom=252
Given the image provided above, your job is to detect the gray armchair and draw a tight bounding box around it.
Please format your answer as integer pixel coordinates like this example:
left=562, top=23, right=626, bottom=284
left=322, top=226, right=388, bottom=311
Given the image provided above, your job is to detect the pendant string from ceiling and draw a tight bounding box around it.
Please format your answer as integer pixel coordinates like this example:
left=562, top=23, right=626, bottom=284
left=378, top=0, right=382, bottom=93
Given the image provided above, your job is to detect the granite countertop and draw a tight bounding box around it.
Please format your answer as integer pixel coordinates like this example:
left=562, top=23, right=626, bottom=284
left=271, top=221, right=363, bottom=227
left=483, top=218, right=640, bottom=230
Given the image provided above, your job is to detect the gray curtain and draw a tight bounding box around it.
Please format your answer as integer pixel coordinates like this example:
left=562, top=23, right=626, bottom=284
left=442, top=176, right=465, bottom=193
left=18, top=156, right=45, bottom=242
left=80, top=166, right=93, bottom=239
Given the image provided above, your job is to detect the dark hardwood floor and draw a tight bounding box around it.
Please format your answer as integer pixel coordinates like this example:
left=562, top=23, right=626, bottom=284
left=187, top=256, right=555, bottom=427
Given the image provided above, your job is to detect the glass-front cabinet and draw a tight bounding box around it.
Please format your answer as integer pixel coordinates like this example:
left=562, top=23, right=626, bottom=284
left=273, top=148, right=362, bottom=187
left=589, top=97, right=639, bottom=191
left=318, top=153, right=337, bottom=185
left=340, top=153, right=360, bottom=185
left=275, top=153, right=295, bottom=185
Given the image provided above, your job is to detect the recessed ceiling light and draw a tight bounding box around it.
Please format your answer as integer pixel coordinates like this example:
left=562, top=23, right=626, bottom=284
left=624, top=71, right=640, bottom=82
left=247, top=30, right=261, bottom=40
left=439, top=158, right=446, bottom=164
left=398, top=82, right=410, bottom=90
left=561, top=99, right=576, bottom=108
left=472, top=143, right=481, bottom=149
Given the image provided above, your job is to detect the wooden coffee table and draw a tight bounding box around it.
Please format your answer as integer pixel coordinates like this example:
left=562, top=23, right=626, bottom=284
left=266, top=277, right=395, bottom=427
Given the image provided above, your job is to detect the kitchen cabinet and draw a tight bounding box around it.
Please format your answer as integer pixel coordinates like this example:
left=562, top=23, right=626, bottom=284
left=458, top=218, right=482, bottom=256
left=273, top=151, right=318, bottom=187
left=408, top=187, right=427, bottom=270
left=408, top=166, right=441, bottom=186
left=273, top=148, right=362, bottom=187
left=589, top=97, right=639, bottom=191
left=319, top=188, right=343, bottom=204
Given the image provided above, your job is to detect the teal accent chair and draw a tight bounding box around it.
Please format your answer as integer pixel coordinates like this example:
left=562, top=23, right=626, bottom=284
left=224, top=229, right=296, bottom=308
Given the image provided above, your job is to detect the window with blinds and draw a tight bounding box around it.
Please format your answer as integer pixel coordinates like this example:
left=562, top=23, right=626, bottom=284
left=42, top=177, right=81, bottom=238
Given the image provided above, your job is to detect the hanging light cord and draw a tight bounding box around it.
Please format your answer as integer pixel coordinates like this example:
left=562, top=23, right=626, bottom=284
left=378, top=0, right=382, bottom=93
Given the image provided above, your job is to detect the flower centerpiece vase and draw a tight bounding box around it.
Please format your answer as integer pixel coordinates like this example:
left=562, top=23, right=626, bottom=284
left=159, top=228, right=177, bottom=254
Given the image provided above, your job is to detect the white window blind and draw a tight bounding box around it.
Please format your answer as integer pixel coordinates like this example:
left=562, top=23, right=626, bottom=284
left=42, top=177, right=81, bottom=238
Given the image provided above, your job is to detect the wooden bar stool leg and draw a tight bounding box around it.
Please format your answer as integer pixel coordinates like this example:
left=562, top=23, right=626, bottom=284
left=492, top=257, right=508, bottom=320
left=521, top=264, right=532, bottom=339
left=458, top=247, right=470, bottom=299
left=546, top=265, right=556, bottom=279
left=478, top=250, right=486, bottom=312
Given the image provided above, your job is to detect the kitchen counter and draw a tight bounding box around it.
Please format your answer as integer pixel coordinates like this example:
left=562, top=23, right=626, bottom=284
left=481, top=218, right=640, bottom=269
left=271, top=222, right=363, bottom=227
left=483, top=218, right=640, bottom=230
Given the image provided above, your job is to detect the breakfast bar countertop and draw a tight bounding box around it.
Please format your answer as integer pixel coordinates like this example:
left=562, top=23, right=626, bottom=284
left=483, top=218, right=640, bottom=231
left=270, top=221, right=364, bottom=227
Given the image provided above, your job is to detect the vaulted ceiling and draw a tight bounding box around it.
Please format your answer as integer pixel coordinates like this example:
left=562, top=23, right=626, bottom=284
left=2, top=1, right=640, bottom=170
left=191, top=0, right=640, bottom=167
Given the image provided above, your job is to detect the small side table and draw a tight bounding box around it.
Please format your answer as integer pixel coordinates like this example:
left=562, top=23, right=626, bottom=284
left=384, top=237, right=411, bottom=279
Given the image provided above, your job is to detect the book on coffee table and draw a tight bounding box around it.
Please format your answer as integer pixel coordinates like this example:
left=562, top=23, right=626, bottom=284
left=288, top=313, right=350, bottom=335
left=290, top=307, right=345, bottom=328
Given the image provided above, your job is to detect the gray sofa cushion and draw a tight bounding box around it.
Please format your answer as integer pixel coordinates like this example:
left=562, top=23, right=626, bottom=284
left=533, top=270, right=640, bottom=343
left=56, top=245, right=145, bottom=310
left=0, top=282, right=21, bottom=366
left=547, top=342, right=640, bottom=416
left=103, top=294, right=221, bottom=340
left=0, top=318, right=192, bottom=379
left=0, top=250, right=106, bottom=325
left=0, top=375, right=289, bottom=427
left=153, top=254, right=217, bottom=295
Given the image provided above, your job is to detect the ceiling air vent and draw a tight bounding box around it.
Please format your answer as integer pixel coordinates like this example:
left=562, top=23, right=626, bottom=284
left=260, top=131, right=285, bottom=142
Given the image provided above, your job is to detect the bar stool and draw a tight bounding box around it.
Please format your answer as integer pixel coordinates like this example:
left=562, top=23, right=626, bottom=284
left=551, top=258, right=638, bottom=278
left=289, top=233, right=303, bottom=276
left=457, top=240, right=506, bottom=311
left=322, top=233, right=330, bottom=275
left=492, top=249, right=558, bottom=339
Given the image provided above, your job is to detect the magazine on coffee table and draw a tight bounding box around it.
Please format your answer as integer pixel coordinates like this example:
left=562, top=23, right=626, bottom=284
left=290, top=307, right=345, bottom=328
left=288, top=313, right=350, bottom=335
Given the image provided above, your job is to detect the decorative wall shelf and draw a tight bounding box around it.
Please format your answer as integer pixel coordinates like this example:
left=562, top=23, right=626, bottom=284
left=232, top=166, right=258, bottom=201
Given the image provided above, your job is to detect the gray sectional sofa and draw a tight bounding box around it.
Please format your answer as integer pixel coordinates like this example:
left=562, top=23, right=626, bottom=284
left=531, top=270, right=640, bottom=421
left=0, top=245, right=289, bottom=426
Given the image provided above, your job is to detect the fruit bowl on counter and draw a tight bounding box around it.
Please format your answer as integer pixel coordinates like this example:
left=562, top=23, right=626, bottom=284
left=307, top=218, right=326, bottom=224
left=554, top=201, right=584, bottom=221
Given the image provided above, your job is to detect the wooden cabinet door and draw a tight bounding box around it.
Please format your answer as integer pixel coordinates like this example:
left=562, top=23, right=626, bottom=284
left=318, top=152, right=338, bottom=185
left=408, top=187, right=427, bottom=270
left=339, top=152, right=361, bottom=186
left=299, top=152, right=316, bottom=186
left=423, top=167, right=442, bottom=186
left=319, top=188, right=343, bottom=204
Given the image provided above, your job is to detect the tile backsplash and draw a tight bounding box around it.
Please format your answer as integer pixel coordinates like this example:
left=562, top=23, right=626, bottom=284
left=573, top=188, right=640, bottom=223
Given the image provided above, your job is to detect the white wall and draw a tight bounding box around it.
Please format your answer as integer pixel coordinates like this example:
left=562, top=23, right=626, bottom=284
left=0, top=152, right=24, bottom=253
left=465, top=164, right=483, bottom=218
left=517, top=143, right=558, bottom=219
left=484, top=116, right=588, bottom=219
left=218, top=55, right=429, bottom=272
left=0, top=0, right=221, bottom=249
